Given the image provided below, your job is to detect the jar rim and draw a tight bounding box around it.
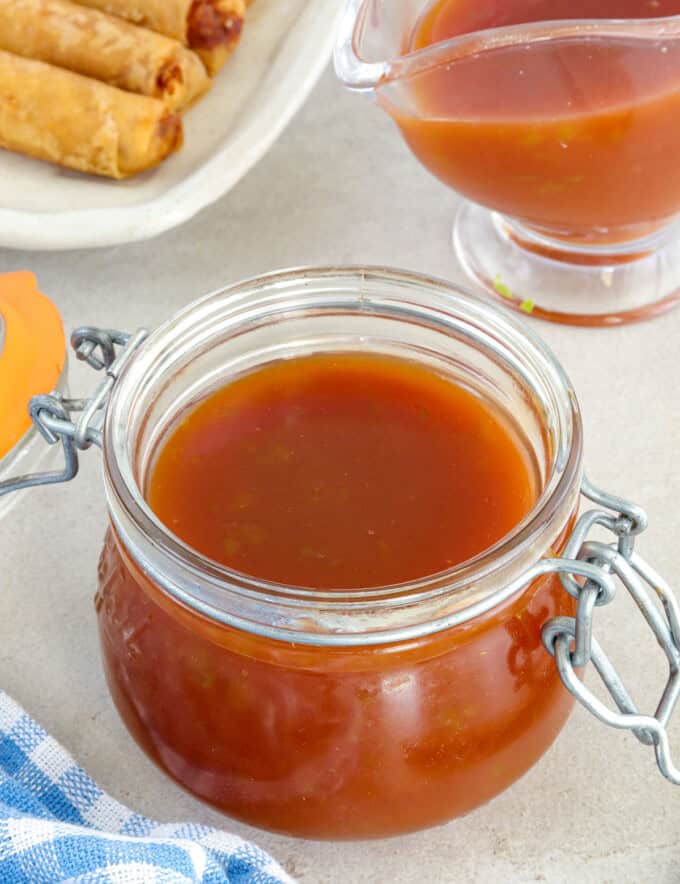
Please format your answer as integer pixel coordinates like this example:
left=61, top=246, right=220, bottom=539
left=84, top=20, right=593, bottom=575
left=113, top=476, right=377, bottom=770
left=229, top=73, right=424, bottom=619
left=102, top=266, right=583, bottom=644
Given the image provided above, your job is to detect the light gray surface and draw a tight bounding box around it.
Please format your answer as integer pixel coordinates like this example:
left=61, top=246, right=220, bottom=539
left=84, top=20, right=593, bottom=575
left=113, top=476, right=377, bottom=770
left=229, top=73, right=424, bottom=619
left=1, top=69, right=679, bottom=884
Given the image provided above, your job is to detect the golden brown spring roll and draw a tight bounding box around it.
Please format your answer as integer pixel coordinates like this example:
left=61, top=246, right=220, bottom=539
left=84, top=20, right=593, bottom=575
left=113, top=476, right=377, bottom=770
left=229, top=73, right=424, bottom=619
left=188, top=0, right=245, bottom=74
left=0, top=0, right=209, bottom=110
left=74, top=0, right=246, bottom=74
left=0, top=50, right=182, bottom=177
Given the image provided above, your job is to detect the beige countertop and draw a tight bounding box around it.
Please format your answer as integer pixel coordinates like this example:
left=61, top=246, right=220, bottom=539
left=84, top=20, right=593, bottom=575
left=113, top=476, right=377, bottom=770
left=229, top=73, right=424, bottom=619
left=1, top=68, right=679, bottom=884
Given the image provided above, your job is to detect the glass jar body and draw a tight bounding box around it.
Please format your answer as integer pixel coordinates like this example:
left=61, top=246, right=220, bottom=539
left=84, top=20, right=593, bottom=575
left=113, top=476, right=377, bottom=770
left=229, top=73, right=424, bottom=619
left=96, top=267, right=583, bottom=838
left=97, top=525, right=576, bottom=839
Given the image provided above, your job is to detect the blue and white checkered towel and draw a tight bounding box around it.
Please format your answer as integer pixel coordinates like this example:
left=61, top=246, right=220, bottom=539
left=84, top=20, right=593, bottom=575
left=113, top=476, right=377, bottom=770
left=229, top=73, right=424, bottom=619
left=0, top=690, right=294, bottom=884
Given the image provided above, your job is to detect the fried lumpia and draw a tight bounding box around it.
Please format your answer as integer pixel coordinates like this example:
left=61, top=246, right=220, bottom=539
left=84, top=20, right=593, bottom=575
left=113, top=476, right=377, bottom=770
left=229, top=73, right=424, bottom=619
left=74, top=0, right=246, bottom=74
left=0, top=0, right=209, bottom=110
left=0, top=50, right=182, bottom=177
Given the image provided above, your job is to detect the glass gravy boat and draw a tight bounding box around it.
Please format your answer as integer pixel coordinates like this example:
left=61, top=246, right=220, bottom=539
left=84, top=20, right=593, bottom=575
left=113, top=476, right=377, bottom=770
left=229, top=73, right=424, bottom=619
left=335, top=0, right=680, bottom=325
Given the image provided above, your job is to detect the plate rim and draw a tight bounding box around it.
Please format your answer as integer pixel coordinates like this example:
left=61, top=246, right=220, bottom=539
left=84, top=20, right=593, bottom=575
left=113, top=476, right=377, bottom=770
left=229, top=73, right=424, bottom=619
left=0, top=0, right=341, bottom=252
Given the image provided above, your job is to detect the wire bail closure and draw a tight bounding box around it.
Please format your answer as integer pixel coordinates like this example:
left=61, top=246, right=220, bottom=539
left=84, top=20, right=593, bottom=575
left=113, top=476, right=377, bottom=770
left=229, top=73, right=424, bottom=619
left=0, top=325, right=678, bottom=785
left=0, top=327, right=147, bottom=496
left=541, top=478, right=680, bottom=785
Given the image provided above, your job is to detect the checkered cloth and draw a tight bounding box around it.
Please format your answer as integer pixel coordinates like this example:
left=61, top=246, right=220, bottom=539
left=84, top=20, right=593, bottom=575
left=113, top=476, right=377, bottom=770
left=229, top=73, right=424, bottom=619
left=0, top=690, right=295, bottom=884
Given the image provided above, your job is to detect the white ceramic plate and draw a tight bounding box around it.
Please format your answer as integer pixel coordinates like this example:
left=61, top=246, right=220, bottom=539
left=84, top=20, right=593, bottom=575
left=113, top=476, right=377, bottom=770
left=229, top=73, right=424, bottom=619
left=0, top=0, right=340, bottom=251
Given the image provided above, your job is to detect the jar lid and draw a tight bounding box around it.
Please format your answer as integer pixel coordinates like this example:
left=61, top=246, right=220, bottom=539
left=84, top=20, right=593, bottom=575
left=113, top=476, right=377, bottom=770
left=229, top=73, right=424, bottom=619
left=0, top=272, right=66, bottom=460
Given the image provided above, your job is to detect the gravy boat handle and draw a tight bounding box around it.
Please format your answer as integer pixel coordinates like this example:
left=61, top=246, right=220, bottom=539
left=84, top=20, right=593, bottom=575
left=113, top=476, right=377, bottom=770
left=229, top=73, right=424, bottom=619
left=334, top=0, right=389, bottom=91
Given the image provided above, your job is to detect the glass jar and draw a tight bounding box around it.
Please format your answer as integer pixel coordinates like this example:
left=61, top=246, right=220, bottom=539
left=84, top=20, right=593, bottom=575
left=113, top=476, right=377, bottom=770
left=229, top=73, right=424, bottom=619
left=2, top=267, right=677, bottom=839
left=97, top=267, right=583, bottom=838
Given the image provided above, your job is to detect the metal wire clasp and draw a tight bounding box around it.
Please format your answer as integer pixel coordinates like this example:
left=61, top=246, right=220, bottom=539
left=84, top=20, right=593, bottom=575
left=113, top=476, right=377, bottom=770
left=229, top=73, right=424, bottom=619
left=0, top=327, right=147, bottom=497
left=542, top=477, right=680, bottom=785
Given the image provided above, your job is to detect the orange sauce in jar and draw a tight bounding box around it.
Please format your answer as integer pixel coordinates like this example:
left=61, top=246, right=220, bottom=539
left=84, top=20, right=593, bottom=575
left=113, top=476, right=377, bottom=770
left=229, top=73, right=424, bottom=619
left=148, top=353, right=537, bottom=588
left=96, top=352, right=576, bottom=838
left=392, top=0, right=680, bottom=235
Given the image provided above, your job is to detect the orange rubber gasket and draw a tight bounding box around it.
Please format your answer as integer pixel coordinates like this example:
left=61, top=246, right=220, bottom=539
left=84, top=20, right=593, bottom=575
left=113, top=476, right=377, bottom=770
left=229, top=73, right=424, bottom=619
left=0, top=272, right=66, bottom=460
